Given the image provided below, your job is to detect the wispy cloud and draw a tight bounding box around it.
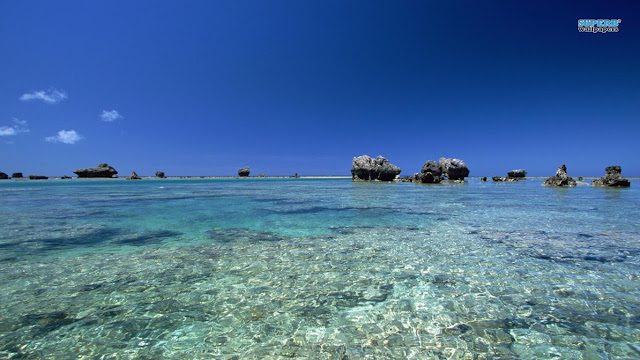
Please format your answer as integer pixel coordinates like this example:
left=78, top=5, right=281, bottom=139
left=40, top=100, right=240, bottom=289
left=20, top=88, right=68, bottom=104
left=0, top=118, right=30, bottom=136
left=45, top=130, right=82, bottom=144
left=100, top=110, right=122, bottom=122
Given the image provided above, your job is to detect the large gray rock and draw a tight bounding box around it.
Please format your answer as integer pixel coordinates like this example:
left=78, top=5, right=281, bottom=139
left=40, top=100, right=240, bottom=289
left=74, top=163, right=118, bottom=178
left=155, top=171, right=165, bottom=178
left=351, top=155, right=401, bottom=181
left=440, top=158, right=470, bottom=180
left=543, top=164, right=576, bottom=187
left=0, top=172, right=8, bottom=180
left=416, top=160, right=442, bottom=183
left=507, top=169, right=527, bottom=178
left=592, top=166, right=630, bottom=187
left=238, top=167, right=250, bottom=177
left=11, top=172, right=23, bottom=178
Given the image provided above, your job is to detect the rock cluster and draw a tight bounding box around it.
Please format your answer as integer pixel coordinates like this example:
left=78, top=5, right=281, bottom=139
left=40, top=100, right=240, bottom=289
left=74, top=163, right=118, bottom=178
left=351, top=155, right=401, bottom=181
left=238, top=167, right=250, bottom=177
left=402, top=158, right=470, bottom=183
left=155, top=171, right=165, bottom=178
left=29, top=175, right=48, bottom=180
left=492, top=176, right=519, bottom=182
left=12, top=172, right=23, bottom=178
left=543, top=164, right=576, bottom=187
left=592, top=166, right=630, bottom=187
left=0, top=172, right=8, bottom=179
left=128, top=171, right=141, bottom=180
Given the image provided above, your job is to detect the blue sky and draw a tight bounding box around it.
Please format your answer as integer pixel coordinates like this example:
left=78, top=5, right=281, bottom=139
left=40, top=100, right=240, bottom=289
left=1, top=1, right=638, bottom=177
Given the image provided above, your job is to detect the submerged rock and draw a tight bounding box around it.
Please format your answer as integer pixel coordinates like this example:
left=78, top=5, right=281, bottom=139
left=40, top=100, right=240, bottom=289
left=29, top=175, right=48, bottom=180
left=416, top=160, right=442, bottom=183
left=74, top=163, right=118, bottom=178
left=11, top=172, right=23, bottom=178
left=492, top=176, right=519, bottom=182
left=155, top=171, right=165, bottom=178
left=0, top=172, right=8, bottom=180
left=351, top=155, right=401, bottom=181
left=238, top=167, right=250, bottom=177
left=127, top=171, right=141, bottom=180
left=440, top=158, right=470, bottom=180
left=592, top=166, right=630, bottom=187
left=480, top=177, right=487, bottom=182
left=508, top=169, right=527, bottom=178
left=543, top=164, right=576, bottom=187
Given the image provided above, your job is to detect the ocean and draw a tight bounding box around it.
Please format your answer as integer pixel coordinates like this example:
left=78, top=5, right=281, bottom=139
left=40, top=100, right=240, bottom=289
left=0, top=178, right=638, bottom=359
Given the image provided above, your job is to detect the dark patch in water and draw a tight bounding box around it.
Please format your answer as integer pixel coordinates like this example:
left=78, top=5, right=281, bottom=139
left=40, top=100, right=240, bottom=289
left=38, top=228, right=121, bottom=249
left=116, top=230, right=183, bottom=246
left=207, top=228, right=286, bottom=242
left=19, top=311, right=78, bottom=334
left=577, top=233, right=594, bottom=238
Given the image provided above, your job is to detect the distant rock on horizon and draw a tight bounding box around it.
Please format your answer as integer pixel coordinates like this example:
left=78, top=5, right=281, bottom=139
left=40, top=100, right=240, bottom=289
left=440, top=158, right=470, bottom=180
left=238, top=167, right=250, bottom=177
left=74, top=163, right=118, bottom=178
left=543, top=164, right=576, bottom=187
left=351, top=155, right=401, bottom=181
left=29, top=175, right=48, bottom=180
left=128, top=171, right=142, bottom=180
left=12, top=172, right=23, bottom=178
left=592, top=166, right=630, bottom=187
left=0, top=172, right=8, bottom=180
left=155, top=171, right=165, bottom=178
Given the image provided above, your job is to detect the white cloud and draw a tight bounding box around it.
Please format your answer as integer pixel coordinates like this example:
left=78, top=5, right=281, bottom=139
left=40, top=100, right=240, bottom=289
left=0, top=127, right=16, bottom=136
left=45, top=130, right=82, bottom=144
left=20, top=88, right=68, bottom=104
left=100, top=110, right=122, bottom=122
left=0, top=118, right=29, bottom=136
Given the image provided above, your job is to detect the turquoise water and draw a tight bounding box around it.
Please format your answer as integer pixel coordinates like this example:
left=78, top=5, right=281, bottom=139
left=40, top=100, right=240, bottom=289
left=0, top=178, right=639, bottom=359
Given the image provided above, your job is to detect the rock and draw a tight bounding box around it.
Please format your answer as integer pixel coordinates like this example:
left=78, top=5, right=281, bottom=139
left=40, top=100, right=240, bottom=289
left=257, top=174, right=267, bottom=178
left=29, top=175, right=48, bottom=180
left=592, top=166, right=630, bottom=187
left=127, top=171, right=141, bottom=180
left=61, top=175, right=72, bottom=179
left=155, top=171, right=165, bottom=178
left=543, top=164, right=576, bottom=187
left=238, top=167, right=250, bottom=177
left=480, top=177, right=487, bottom=182
left=11, top=172, right=23, bottom=178
left=416, top=160, right=442, bottom=183
left=74, top=163, right=118, bottom=178
left=351, top=155, right=401, bottom=181
left=0, top=172, right=8, bottom=180
left=440, top=158, right=470, bottom=180
left=578, top=176, right=583, bottom=181
left=293, top=173, right=299, bottom=178
left=508, top=169, right=527, bottom=178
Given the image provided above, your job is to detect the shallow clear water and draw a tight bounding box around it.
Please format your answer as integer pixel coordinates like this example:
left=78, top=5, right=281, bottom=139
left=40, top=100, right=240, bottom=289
left=0, top=178, right=639, bottom=359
